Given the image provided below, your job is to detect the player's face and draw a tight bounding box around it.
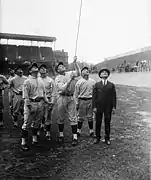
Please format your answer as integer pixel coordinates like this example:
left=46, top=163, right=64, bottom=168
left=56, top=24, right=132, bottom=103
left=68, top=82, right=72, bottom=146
left=58, top=64, right=66, bottom=73
left=10, top=70, right=15, bottom=76
left=81, top=69, right=89, bottom=77
left=16, top=69, right=23, bottom=76
left=100, top=70, right=109, bottom=78
left=31, top=67, right=39, bottom=76
left=39, top=68, right=47, bottom=77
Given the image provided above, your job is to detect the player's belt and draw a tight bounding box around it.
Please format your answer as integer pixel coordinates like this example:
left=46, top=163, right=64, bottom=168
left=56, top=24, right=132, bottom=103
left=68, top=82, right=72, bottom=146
left=15, top=91, right=23, bottom=95
left=78, top=97, right=92, bottom=101
left=60, top=92, right=73, bottom=96
left=30, top=97, right=43, bottom=102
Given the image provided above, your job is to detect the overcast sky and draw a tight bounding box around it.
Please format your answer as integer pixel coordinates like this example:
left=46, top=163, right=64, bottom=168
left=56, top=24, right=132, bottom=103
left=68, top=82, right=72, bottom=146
left=1, top=0, right=151, bottom=64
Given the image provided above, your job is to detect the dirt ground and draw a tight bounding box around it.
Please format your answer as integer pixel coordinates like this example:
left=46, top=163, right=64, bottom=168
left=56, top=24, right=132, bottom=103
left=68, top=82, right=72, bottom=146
left=0, top=73, right=151, bottom=180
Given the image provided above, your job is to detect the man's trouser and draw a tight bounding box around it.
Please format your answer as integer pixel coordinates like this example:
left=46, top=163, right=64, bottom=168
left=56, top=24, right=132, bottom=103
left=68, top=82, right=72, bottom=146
left=22, top=100, right=43, bottom=130
left=42, top=97, right=53, bottom=126
left=77, top=98, right=93, bottom=122
left=57, top=95, right=77, bottom=126
left=13, top=94, right=24, bottom=117
left=95, top=109, right=112, bottom=141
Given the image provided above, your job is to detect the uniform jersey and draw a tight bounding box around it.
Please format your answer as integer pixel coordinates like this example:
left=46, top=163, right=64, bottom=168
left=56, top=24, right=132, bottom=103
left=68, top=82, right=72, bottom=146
left=0, top=75, right=8, bottom=94
left=8, top=75, right=16, bottom=92
left=8, top=75, right=15, bottom=83
left=74, top=77, right=96, bottom=104
left=9, top=75, right=27, bottom=93
left=40, top=76, right=56, bottom=104
left=55, top=71, right=78, bottom=95
left=23, top=76, right=47, bottom=105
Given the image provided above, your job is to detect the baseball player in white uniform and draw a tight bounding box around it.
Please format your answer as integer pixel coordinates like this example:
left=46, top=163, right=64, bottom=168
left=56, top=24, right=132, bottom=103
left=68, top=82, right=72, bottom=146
left=38, top=64, right=56, bottom=140
left=74, top=67, right=96, bottom=137
left=55, top=56, right=81, bottom=146
left=8, top=68, right=16, bottom=116
left=9, top=67, right=27, bottom=127
left=0, top=74, right=9, bottom=128
left=21, top=63, right=51, bottom=151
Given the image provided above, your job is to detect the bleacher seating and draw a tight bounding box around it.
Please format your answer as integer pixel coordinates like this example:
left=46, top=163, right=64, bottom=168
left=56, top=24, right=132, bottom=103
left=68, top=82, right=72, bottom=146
left=7, top=45, right=17, bottom=61
left=18, top=46, right=30, bottom=60
left=40, top=47, right=53, bottom=61
left=30, top=46, right=40, bottom=61
left=0, top=44, right=8, bottom=60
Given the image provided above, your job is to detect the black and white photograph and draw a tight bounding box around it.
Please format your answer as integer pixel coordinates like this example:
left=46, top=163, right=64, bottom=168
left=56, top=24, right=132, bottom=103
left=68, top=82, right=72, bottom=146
left=0, top=0, right=150, bottom=179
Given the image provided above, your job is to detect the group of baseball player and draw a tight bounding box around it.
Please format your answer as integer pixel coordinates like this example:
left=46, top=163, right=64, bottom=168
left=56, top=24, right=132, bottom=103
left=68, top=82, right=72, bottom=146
left=0, top=56, right=117, bottom=151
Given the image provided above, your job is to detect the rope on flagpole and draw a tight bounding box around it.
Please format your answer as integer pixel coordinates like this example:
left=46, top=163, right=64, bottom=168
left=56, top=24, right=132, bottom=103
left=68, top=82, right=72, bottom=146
left=74, top=0, right=83, bottom=57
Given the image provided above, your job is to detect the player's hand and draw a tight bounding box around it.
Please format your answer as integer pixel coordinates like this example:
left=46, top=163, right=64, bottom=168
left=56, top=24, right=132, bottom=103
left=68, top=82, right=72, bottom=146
left=76, top=104, right=79, bottom=111
left=73, top=56, right=77, bottom=63
left=112, top=108, right=116, bottom=114
left=70, top=72, right=75, bottom=81
left=93, top=108, right=97, bottom=113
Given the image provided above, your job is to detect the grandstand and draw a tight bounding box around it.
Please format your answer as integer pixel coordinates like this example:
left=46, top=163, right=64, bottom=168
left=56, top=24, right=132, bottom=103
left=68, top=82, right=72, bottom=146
left=95, top=45, right=151, bottom=72
left=0, top=33, right=58, bottom=75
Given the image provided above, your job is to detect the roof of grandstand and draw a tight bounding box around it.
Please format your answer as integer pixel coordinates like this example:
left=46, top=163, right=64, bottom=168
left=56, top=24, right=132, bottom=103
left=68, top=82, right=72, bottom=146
left=0, top=33, right=56, bottom=42
left=105, top=45, right=151, bottom=61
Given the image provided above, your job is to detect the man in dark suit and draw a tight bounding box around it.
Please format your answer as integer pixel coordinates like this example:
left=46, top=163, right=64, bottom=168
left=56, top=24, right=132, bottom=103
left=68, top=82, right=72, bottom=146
left=92, top=67, right=116, bottom=145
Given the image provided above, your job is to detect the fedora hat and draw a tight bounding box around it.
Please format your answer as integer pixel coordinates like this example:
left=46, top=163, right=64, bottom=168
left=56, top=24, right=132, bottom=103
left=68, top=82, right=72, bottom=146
left=98, top=67, right=110, bottom=77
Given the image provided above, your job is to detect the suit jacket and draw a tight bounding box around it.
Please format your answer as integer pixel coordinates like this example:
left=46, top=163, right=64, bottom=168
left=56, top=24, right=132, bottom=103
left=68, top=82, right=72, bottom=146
left=92, top=80, right=116, bottom=112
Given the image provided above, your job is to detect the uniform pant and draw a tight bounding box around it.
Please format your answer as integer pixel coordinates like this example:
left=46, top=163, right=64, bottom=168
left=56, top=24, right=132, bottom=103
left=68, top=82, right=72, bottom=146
left=43, top=98, right=53, bottom=125
left=22, top=101, right=43, bottom=130
left=57, top=95, right=77, bottom=126
left=13, top=94, right=24, bottom=116
left=95, top=110, right=112, bottom=141
left=78, top=99, right=93, bottom=122
left=8, top=91, right=14, bottom=115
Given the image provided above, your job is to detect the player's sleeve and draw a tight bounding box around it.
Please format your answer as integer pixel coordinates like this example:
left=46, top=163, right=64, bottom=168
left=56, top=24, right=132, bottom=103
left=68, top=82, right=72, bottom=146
left=74, top=80, right=80, bottom=105
left=50, top=79, right=56, bottom=104
left=55, top=76, right=68, bottom=92
left=0, top=75, right=9, bottom=85
left=23, top=80, right=30, bottom=105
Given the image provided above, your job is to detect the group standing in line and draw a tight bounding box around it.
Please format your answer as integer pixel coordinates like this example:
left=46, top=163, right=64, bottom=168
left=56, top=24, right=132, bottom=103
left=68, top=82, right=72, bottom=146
left=0, top=56, right=117, bottom=151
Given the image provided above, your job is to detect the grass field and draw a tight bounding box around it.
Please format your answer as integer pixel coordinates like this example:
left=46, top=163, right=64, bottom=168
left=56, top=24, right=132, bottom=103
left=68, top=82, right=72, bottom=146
left=0, top=72, right=150, bottom=180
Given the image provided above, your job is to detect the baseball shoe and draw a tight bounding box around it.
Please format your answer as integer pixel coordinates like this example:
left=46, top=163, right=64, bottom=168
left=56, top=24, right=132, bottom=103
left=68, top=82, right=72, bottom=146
left=105, top=140, right=111, bottom=145
left=72, top=138, right=78, bottom=146
left=13, top=122, right=19, bottom=128
left=90, top=132, right=94, bottom=137
left=77, top=132, right=80, bottom=137
left=93, top=139, right=100, bottom=144
left=32, top=141, right=39, bottom=145
left=21, top=144, right=30, bottom=151
left=58, top=136, right=64, bottom=143
left=46, top=135, right=52, bottom=141
left=0, top=122, right=4, bottom=128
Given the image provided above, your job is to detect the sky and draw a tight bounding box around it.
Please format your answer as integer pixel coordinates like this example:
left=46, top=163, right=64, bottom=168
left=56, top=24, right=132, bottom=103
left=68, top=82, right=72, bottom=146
left=1, top=0, right=151, bottom=64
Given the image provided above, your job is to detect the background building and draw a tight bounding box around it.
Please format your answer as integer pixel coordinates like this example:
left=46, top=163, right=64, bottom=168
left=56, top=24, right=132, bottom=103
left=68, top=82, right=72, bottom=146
left=54, top=49, right=68, bottom=69
left=95, top=46, right=151, bottom=72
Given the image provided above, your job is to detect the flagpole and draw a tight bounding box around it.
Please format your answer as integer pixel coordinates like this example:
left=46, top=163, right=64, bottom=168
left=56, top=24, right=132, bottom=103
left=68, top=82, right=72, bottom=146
left=74, top=0, right=83, bottom=57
